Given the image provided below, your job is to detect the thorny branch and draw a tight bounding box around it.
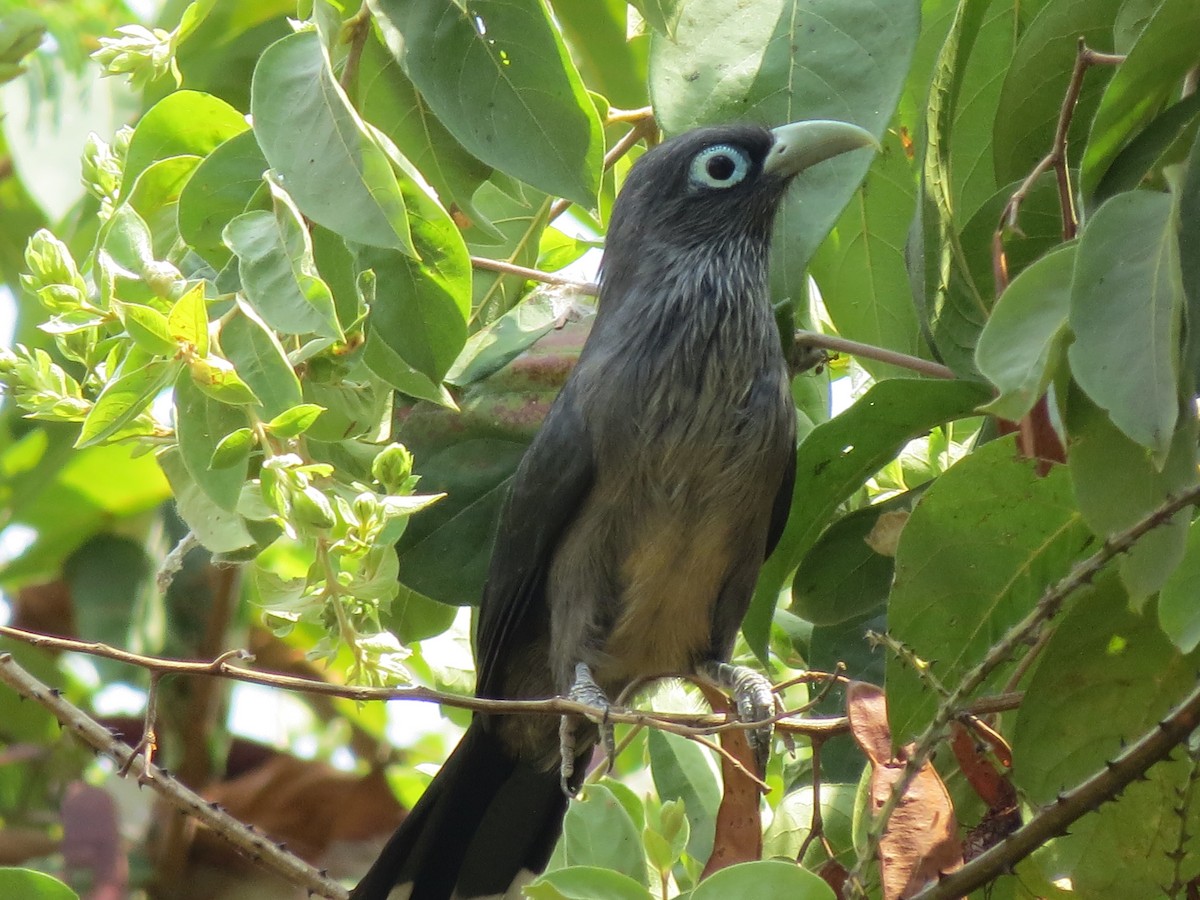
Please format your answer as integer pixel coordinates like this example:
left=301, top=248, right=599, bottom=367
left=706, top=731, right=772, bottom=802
left=993, top=39, right=1125, bottom=291
left=912, top=679, right=1200, bottom=900
left=0, top=653, right=350, bottom=900
left=846, top=483, right=1200, bottom=898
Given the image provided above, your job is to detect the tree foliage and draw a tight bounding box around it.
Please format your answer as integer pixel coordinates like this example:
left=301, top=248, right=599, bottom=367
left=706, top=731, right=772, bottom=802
left=0, top=0, right=1198, bottom=898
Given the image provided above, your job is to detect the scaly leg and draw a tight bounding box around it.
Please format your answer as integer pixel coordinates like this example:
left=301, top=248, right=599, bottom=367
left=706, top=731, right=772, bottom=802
left=701, top=661, right=775, bottom=775
left=559, top=662, right=616, bottom=795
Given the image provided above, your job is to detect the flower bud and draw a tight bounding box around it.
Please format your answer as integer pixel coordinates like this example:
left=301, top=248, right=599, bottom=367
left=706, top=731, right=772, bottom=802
left=371, top=442, right=414, bottom=493
left=291, top=484, right=337, bottom=531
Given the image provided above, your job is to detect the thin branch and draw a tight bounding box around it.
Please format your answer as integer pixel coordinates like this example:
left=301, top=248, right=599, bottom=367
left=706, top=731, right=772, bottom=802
left=118, top=673, right=160, bottom=778
left=796, top=737, right=829, bottom=862
left=690, top=733, right=771, bottom=791
left=849, top=483, right=1200, bottom=896
left=994, top=40, right=1126, bottom=290
left=606, top=105, right=655, bottom=124
left=0, top=624, right=845, bottom=739
left=794, top=331, right=957, bottom=380
left=468, top=256, right=597, bottom=293
left=0, top=624, right=1020, bottom=748
left=547, top=116, right=657, bottom=221
left=0, top=653, right=348, bottom=900
left=912, top=678, right=1200, bottom=900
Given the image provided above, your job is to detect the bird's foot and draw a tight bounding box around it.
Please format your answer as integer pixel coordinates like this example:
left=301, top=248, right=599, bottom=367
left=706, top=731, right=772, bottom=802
left=559, top=662, right=615, bottom=796
left=702, top=661, right=776, bottom=775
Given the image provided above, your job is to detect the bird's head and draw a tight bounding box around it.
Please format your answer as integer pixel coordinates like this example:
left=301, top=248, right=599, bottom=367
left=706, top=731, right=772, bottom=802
left=600, top=120, right=877, bottom=295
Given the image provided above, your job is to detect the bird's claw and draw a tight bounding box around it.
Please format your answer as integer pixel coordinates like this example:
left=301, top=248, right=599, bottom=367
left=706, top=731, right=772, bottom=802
left=704, top=661, right=775, bottom=775
left=560, top=662, right=615, bottom=796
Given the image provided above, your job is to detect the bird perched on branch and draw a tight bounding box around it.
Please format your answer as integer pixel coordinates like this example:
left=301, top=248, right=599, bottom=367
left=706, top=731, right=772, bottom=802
left=352, top=118, right=877, bottom=900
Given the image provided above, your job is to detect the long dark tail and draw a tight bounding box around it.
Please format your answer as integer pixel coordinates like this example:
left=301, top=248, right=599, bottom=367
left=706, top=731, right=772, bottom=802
left=351, top=719, right=569, bottom=900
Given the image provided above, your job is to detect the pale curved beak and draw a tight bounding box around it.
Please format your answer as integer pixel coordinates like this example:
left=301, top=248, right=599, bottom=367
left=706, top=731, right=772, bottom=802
left=763, top=120, right=879, bottom=178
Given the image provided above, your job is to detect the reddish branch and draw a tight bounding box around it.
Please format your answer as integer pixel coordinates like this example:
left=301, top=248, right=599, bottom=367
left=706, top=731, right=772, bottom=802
left=993, top=39, right=1125, bottom=291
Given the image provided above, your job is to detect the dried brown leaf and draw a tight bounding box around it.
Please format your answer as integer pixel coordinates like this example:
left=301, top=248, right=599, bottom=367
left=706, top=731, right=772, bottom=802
left=846, top=681, right=963, bottom=899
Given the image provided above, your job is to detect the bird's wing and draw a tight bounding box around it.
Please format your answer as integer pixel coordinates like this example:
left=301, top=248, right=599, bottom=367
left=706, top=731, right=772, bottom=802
left=764, top=443, right=796, bottom=560
left=475, top=383, right=595, bottom=697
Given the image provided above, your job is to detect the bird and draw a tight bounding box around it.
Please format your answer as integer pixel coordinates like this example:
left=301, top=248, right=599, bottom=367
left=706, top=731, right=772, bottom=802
left=351, top=118, right=877, bottom=900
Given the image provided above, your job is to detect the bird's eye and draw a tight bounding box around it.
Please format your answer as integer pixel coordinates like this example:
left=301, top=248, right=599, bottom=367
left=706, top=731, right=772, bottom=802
left=689, top=145, right=750, bottom=189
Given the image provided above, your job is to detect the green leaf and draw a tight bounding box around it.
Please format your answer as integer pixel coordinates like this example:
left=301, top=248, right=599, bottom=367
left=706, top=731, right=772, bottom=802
left=126, top=155, right=202, bottom=260
left=223, top=180, right=343, bottom=339
left=650, top=0, right=918, bottom=282
left=561, top=784, right=647, bottom=885
left=791, top=490, right=919, bottom=627
left=1068, top=191, right=1183, bottom=457
left=1011, top=573, right=1200, bottom=897
left=302, top=373, right=390, bottom=441
left=647, top=728, right=719, bottom=863
left=976, top=244, right=1074, bottom=420
left=363, top=330, right=455, bottom=405
left=168, top=282, right=210, bottom=356
left=220, top=302, right=304, bottom=420
left=369, top=0, right=604, bottom=207
left=188, top=356, right=261, bottom=406
left=1113, top=0, right=1160, bottom=54
left=1094, top=92, right=1200, bottom=205
left=77, top=356, right=177, bottom=448
left=395, top=438, right=526, bottom=604
left=174, top=370, right=250, bottom=510
left=1080, top=0, right=1200, bottom=205
left=993, top=0, right=1123, bottom=186
left=748, top=379, right=992, bottom=657
left=122, top=90, right=248, bottom=200
left=175, top=0, right=218, bottom=45
left=762, top=783, right=856, bottom=868
left=467, top=179, right=553, bottom=324
left=64, top=535, right=153, bottom=659
left=266, top=403, right=325, bottom=438
left=250, top=30, right=415, bottom=254
left=355, top=137, right=470, bottom=384
left=906, top=0, right=991, bottom=375
left=0, top=430, right=170, bottom=589
left=211, top=427, right=255, bottom=469
left=526, top=867, right=652, bottom=900
left=808, top=0, right=957, bottom=376
left=445, top=291, right=567, bottom=386
left=688, top=860, right=836, bottom=900
left=552, top=0, right=649, bottom=110
left=177, top=130, right=269, bottom=269
left=809, top=129, right=926, bottom=380
left=102, top=203, right=158, bottom=281
left=1065, top=387, right=1196, bottom=608
left=944, top=0, right=1021, bottom=221
left=355, top=30, right=492, bottom=219
left=0, top=11, right=47, bottom=70
left=1159, top=519, right=1200, bottom=654
left=113, top=299, right=178, bottom=357
left=886, top=437, right=1090, bottom=743
left=158, top=447, right=255, bottom=553
left=0, top=869, right=78, bottom=900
